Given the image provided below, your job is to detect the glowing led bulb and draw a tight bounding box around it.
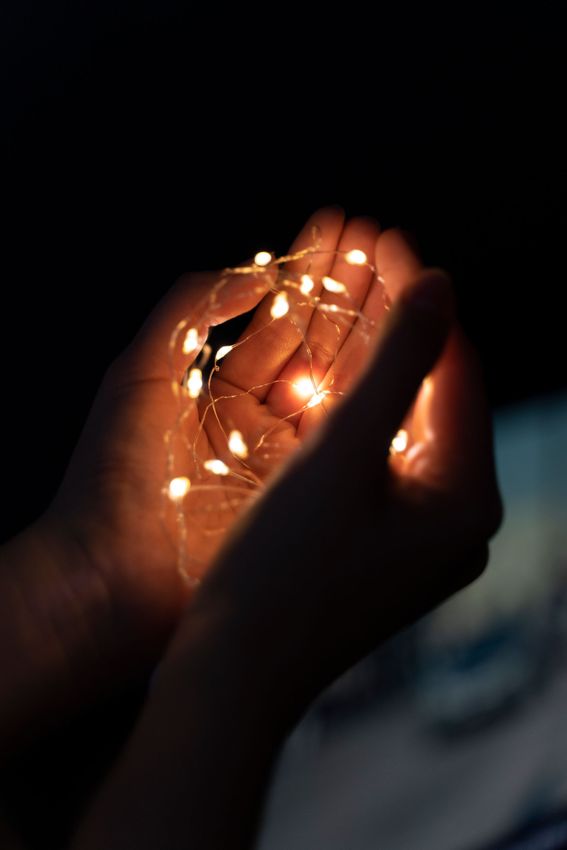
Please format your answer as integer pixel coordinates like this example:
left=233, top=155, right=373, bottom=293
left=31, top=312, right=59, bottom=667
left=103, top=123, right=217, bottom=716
left=293, top=377, right=328, bottom=408
left=293, top=377, right=316, bottom=398
left=182, top=327, right=199, bottom=354
left=228, top=429, right=248, bottom=458
left=204, top=458, right=230, bottom=476
left=390, top=428, right=409, bottom=454
left=187, top=367, right=203, bottom=399
left=345, top=248, right=367, bottom=265
left=168, top=476, right=191, bottom=501
left=215, top=344, right=234, bottom=362
left=254, top=251, right=272, bottom=267
left=322, top=276, right=347, bottom=294
left=270, top=291, right=289, bottom=319
left=306, top=391, right=327, bottom=408
left=299, top=274, right=314, bottom=295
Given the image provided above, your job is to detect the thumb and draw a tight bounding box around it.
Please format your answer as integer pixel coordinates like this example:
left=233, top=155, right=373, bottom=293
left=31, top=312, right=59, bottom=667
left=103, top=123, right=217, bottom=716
left=113, top=266, right=275, bottom=385
left=324, top=268, right=454, bottom=464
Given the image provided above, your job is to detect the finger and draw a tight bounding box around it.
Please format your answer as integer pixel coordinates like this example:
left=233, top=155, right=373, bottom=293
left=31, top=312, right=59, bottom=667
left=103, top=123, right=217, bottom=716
left=264, top=217, right=381, bottom=421
left=113, top=269, right=274, bottom=385
left=294, top=225, right=422, bottom=438
left=299, top=216, right=381, bottom=370
left=317, top=268, right=390, bottom=403
left=405, top=326, right=502, bottom=527
left=325, top=226, right=424, bottom=398
left=375, top=226, right=423, bottom=299
left=323, top=268, right=454, bottom=467
left=216, top=206, right=345, bottom=401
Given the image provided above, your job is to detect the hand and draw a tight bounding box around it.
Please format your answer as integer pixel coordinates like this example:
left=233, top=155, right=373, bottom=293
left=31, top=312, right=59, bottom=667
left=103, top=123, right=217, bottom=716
left=70, top=228, right=503, bottom=850
left=0, top=207, right=386, bottom=843
left=0, top=208, right=387, bottom=737
left=176, top=228, right=504, bottom=713
left=35, top=208, right=383, bottom=642
left=0, top=218, right=501, bottom=850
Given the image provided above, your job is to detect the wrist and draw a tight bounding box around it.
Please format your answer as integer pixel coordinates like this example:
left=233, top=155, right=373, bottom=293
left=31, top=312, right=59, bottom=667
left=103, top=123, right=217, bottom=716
left=159, top=580, right=314, bottom=740
left=0, top=514, right=125, bottom=751
left=74, top=585, right=291, bottom=850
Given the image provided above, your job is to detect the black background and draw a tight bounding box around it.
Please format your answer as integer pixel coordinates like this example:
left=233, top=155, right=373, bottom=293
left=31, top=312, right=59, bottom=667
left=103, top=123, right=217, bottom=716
left=2, top=5, right=566, bottom=534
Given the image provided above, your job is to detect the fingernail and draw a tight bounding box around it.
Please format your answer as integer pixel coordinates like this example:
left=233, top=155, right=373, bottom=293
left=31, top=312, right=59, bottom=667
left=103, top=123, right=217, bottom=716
left=404, top=270, right=454, bottom=321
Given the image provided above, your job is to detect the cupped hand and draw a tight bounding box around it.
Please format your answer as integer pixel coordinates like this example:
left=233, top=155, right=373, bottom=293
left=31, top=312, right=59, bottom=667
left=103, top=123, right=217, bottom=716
left=170, top=227, right=504, bottom=715
left=38, top=207, right=381, bottom=653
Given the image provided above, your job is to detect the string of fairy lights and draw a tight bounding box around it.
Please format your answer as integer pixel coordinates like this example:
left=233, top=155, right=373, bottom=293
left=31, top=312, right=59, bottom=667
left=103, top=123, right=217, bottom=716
left=161, top=229, right=409, bottom=583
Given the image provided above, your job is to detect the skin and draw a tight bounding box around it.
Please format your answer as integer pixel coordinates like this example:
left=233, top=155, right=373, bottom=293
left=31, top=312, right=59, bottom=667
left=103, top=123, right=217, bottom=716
left=0, top=209, right=502, bottom=848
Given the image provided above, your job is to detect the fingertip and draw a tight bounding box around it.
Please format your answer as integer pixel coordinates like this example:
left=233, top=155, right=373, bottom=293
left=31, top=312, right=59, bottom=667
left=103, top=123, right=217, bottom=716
left=375, top=228, right=424, bottom=299
left=375, top=226, right=419, bottom=259
left=397, top=228, right=422, bottom=258
left=305, top=205, right=346, bottom=232
left=319, top=203, right=346, bottom=217
left=346, top=213, right=380, bottom=229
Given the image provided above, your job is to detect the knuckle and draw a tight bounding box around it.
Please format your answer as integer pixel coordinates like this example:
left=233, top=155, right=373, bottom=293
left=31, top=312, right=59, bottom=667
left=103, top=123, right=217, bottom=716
left=308, top=337, right=338, bottom=371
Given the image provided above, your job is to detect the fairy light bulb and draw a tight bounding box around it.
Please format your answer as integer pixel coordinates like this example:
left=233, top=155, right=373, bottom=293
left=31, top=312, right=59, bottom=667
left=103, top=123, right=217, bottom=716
left=293, top=376, right=328, bottom=408
left=187, top=367, right=203, bottom=399
left=306, top=390, right=328, bottom=408
left=254, top=251, right=272, bottom=267
left=390, top=428, right=409, bottom=454
left=293, top=377, right=316, bottom=398
left=299, top=274, right=314, bottom=295
left=345, top=248, right=367, bottom=265
left=270, top=291, right=289, bottom=319
left=204, top=458, right=230, bottom=476
left=168, top=476, right=191, bottom=501
left=322, top=276, right=346, bottom=294
left=182, top=327, right=199, bottom=355
left=215, top=344, right=234, bottom=362
left=228, top=429, right=248, bottom=458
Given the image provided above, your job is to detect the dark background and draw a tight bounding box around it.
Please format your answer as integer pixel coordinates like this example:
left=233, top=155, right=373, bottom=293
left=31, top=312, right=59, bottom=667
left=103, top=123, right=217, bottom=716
left=1, top=4, right=565, bottom=534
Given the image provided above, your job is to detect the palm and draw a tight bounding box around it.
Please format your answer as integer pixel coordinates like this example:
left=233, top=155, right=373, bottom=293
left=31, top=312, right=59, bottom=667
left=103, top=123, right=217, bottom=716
left=49, top=209, right=384, bottom=628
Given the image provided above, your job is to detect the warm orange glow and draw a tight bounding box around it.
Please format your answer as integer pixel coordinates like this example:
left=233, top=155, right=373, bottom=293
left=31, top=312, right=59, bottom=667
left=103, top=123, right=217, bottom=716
left=306, top=391, right=327, bottom=408
left=293, top=376, right=327, bottom=408
left=293, top=377, right=317, bottom=398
